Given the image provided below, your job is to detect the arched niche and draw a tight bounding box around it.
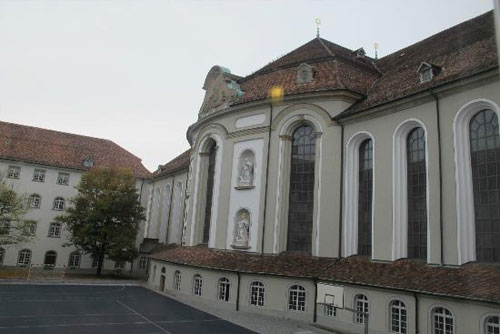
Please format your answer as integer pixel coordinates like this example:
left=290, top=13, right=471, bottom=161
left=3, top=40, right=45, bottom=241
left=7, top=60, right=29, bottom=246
left=236, top=150, right=255, bottom=189
left=231, top=209, right=251, bottom=249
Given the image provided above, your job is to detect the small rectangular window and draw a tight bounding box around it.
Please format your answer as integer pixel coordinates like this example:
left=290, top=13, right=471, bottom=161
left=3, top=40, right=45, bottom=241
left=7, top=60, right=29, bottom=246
left=57, top=172, right=70, bottom=185
left=7, top=166, right=20, bottom=179
left=0, top=221, right=10, bottom=235
left=33, top=169, right=46, bottom=182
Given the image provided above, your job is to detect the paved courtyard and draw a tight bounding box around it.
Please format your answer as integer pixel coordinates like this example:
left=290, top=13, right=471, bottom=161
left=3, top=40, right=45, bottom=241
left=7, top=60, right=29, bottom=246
left=0, top=284, right=256, bottom=334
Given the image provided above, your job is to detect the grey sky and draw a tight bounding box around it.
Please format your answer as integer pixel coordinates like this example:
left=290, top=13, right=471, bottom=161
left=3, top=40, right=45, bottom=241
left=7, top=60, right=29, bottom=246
left=0, top=0, right=494, bottom=171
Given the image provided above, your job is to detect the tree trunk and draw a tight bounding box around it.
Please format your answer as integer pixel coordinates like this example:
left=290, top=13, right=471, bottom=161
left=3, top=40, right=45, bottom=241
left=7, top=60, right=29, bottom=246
left=96, top=253, right=104, bottom=276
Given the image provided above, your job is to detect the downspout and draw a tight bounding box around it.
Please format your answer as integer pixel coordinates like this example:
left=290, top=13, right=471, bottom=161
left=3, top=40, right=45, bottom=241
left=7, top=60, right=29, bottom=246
left=338, top=123, right=345, bottom=258
left=430, top=90, right=444, bottom=265
left=236, top=271, right=241, bottom=311
left=261, top=103, right=273, bottom=255
left=313, top=278, right=318, bottom=323
left=413, top=292, right=420, bottom=334
left=164, top=175, right=176, bottom=244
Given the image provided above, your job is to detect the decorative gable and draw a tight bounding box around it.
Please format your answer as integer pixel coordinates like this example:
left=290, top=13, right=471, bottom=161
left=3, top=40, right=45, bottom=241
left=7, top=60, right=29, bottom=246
left=296, top=63, right=314, bottom=84
left=199, top=66, right=244, bottom=117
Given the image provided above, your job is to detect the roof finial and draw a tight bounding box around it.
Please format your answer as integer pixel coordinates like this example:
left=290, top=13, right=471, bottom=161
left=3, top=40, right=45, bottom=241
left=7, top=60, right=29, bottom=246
left=373, top=42, right=379, bottom=60
left=315, top=18, right=321, bottom=38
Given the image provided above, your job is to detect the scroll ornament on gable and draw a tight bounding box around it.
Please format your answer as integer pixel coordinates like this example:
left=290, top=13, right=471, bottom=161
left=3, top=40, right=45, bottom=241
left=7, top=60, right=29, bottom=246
left=199, top=65, right=244, bottom=118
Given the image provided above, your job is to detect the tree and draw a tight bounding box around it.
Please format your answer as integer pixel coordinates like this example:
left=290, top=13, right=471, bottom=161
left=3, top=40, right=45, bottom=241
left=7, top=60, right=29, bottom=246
left=56, top=168, right=145, bottom=276
left=0, top=176, right=35, bottom=247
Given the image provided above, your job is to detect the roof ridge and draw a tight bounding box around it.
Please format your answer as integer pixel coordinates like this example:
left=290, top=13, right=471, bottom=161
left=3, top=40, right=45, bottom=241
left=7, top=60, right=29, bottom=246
left=0, top=120, right=112, bottom=143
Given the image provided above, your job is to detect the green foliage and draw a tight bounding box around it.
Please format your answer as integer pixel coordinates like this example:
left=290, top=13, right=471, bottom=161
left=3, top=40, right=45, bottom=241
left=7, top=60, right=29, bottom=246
left=0, top=177, right=34, bottom=247
left=56, top=168, right=144, bottom=275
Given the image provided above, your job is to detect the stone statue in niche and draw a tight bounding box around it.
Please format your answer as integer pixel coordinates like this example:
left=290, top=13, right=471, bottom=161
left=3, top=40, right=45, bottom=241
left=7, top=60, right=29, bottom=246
left=232, top=210, right=250, bottom=249
left=237, top=150, right=255, bottom=189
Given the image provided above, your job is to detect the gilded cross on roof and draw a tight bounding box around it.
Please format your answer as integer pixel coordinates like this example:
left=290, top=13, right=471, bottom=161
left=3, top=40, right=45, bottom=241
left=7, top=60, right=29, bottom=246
left=315, top=18, right=321, bottom=37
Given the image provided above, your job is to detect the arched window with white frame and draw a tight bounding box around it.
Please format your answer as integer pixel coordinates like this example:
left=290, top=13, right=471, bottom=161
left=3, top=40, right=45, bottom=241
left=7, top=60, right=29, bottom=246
left=174, top=270, right=181, bottom=291
left=193, top=274, right=203, bottom=296
left=249, top=281, right=265, bottom=306
left=431, top=307, right=454, bottom=334
left=484, top=315, right=500, bottom=334
left=454, top=99, right=500, bottom=264
left=344, top=132, right=375, bottom=257
left=29, top=194, right=41, bottom=209
left=354, top=294, right=369, bottom=324
left=217, top=277, right=230, bottom=302
left=389, top=300, right=407, bottom=334
left=288, top=284, right=306, bottom=311
left=393, top=120, right=429, bottom=261
left=53, top=197, right=65, bottom=211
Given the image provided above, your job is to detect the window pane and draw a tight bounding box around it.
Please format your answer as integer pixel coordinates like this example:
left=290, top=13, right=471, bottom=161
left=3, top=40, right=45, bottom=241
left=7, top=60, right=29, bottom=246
left=358, top=139, right=373, bottom=256
left=203, top=141, right=217, bottom=244
left=470, top=109, right=500, bottom=262
left=287, top=125, right=316, bottom=253
left=407, top=127, right=427, bottom=260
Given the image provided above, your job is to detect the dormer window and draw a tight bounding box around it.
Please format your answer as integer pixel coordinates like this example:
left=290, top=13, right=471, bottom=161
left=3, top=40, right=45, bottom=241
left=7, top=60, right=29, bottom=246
left=354, top=48, right=366, bottom=58
left=417, top=62, right=440, bottom=83
left=296, top=63, right=314, bottom=84
left=83, top=157, right=94, bottom=168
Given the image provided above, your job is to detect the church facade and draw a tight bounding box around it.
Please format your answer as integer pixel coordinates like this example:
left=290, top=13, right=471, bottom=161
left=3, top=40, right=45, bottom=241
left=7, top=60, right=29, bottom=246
left=146, top=11, right=500, bottom=334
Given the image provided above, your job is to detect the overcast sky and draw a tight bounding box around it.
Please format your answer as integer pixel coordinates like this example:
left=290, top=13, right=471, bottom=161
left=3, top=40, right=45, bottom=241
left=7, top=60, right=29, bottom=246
left=0, top=0, right=494, bottom=171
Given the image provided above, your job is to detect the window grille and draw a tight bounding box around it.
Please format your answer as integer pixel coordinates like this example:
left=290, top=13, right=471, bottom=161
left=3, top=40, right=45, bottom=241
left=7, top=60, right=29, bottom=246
left=250, top=281, right=265, bottom=306
left=432, top=307, right=454, bottom=334
left=390, top=300, right=407, bottom=334
left=288, top=285, right=306, bottom=311
left=358, top=139, right=373, bottom=256
left=324, top=304, right=336, bottom=317
left=18, top=249, right=31, bottom=266
left=470, top=109, right=500, bottom=262
left=53, top=197, right=65, bottom=211
left=0, top=221, right=10, bottom=235
left=29, top=194, right=41, bottom=209
left=48, top=222, right=61, bottom=237
left=33, top=169, right=46, bottom=182
left=218, top=277, right=230, bottom=302
left=486, top=316, right=500, bottom=334
left=193, top=274, right=203, bottom=296
left=68, top=252, right=81, bottom=269
left=7, top=166, right=20, bottom=179
left=57, top=172, right=70, bottom=185
left=174, top=271, right=181, bottom=291
left=138, top=256, right=147, bottom=270
left=354, top=294, right=369, bottom=324
left=407, top=127, right=427, bottom=259
left=287, top=125, right=316, bottom=253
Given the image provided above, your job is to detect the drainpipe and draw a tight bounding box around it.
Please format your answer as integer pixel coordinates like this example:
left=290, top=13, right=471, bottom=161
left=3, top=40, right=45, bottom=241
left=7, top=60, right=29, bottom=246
left=313, top=278, right=318, bottom=323
left=261, top=103, right=273, bottom=255
left=430, top=90, right=444, bottom=265
left=338, top=123, right=345, bottom=258
left=236, top=272, right=241, bottom=311
left=413, top=292, right=420, bottom=334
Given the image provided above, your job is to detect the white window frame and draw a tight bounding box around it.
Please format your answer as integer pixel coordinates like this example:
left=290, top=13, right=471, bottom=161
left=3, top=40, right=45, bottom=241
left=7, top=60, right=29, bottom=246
left=138, top=256, right=147, bottom=270
left=193, top=274, right=203, bottom=296
left=29, top=194, right=41, bottom=209
left=288, top=285, right=306, bottom=312
left=53, top=197, right=65, bottom=211
left=324, top=304, right=336, bottom=317
left=249, top=281, right=265, bottom=306
left=484, top=315, right=500, bottom=334
left=218, top=277, right=230, bottom=302
left=57, top=172, right=70, bottom=186
left=454, top=99, right=500, bottom=264
left=17, top=249, right=31, bottom=266
left=390, top=300, right=407, bottom=334
left=48, top=222, right=61, bottom=238
left=354, top=294, right=369, bottom=324
left=174, top=271, right=181, bottom=291
left=431, top=307, right=454, bottom=334
left=32, top=169, right=46, bottom=182
left=7, top=166, right=20, bottom=179
left=344, top=132, right=375, bottom=257
left=392, top=119, right=430, bottom=261
left=68, top=252, right=81, bottom=269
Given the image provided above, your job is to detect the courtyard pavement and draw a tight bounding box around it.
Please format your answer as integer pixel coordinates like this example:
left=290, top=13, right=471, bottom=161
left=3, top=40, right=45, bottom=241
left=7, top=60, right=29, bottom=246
left=0, top=284, right=256, bottom=334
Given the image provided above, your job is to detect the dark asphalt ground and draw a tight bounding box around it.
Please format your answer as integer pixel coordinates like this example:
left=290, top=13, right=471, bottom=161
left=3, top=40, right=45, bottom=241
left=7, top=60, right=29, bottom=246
left=0, top=284, right=256, bottom=334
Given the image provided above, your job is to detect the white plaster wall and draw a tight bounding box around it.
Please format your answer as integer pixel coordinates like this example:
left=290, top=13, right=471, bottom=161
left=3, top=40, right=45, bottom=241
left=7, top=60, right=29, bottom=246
left=226, top=139, right=264, bottom=251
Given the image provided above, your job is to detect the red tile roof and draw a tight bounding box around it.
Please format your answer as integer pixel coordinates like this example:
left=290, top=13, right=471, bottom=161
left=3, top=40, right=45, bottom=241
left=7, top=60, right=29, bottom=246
left=151, top=245, right=500, bottom=304
left=0, top=121, right=151, bottom=178
left=230, top=11, right=497, bottom=116
left=154, top=149, right=191, bottom=178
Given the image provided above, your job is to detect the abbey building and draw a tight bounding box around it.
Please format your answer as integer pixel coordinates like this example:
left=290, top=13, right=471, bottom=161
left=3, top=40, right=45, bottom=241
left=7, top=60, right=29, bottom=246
left=146, top=11, right=500, bottom=334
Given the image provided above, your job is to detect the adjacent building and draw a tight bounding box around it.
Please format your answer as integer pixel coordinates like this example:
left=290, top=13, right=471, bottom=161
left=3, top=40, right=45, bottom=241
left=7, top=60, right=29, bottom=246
left=146, top=11, right=500, bottom=334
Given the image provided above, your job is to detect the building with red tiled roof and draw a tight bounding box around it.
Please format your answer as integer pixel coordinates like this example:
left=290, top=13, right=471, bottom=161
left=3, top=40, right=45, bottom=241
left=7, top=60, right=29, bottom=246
left=146, top=11, right=500, bottom=333
left=0, top=120, right=152, bottom=273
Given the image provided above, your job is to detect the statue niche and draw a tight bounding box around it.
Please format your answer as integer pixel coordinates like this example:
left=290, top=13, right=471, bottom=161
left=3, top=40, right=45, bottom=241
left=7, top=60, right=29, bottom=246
left=236, top=150, right=255, bottom=189
left=232, top=209, right=251, bottom=249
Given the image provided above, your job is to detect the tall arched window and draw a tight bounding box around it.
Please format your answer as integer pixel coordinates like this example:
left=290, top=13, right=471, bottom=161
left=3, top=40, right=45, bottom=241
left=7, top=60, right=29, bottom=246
left=288, top=285, right=306, bottom=311
left=203, top=140, right=217, bottom=244
left=358, top=139, right=373, bottom=256
left=174, top=270, right=181, bottom=291
left=354, top=294, right=369, bottom=324
left=470, top=110, right=500, bottom=262
left=218, top=277, right=230, bottom=302
left=287, top=125, right=315, bottom=253
left=193, top=274, right=203, bottom=296
left=407, top=127, right=427, bottom=259
left=249, top=281, right=265, bottom=306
